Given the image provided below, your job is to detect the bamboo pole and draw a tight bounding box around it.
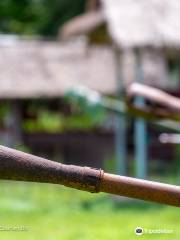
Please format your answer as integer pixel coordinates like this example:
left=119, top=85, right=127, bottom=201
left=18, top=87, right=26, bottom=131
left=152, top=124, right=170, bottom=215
left=127, top=83, right=180, bottom=112
left=0, top=145, right=179, bottom=207
left=127, top=83, right=180, bottom=121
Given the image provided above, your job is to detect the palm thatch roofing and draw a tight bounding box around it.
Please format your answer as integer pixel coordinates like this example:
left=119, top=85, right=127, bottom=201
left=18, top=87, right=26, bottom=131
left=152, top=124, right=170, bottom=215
left=0, top=36, right=116, bottom=99
left=102, top=0, right=180, bottom=48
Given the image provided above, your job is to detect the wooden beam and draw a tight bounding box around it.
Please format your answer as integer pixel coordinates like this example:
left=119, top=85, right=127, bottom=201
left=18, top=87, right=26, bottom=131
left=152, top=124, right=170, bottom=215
left=128, top=83, right=180, bottom=112
left=127, top=83, right=180, bottom=121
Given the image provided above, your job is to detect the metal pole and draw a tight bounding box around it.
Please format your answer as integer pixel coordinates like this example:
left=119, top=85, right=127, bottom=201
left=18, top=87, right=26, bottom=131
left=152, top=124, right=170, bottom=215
left=114, top=48, right=127, bottom=175
left=0, top=145, right=179, bottom=207
left=134, top=97, right=147, bottom=179
left=115, top=115, right=127, bottom=175
left=134, top=50, right=147, bottom=179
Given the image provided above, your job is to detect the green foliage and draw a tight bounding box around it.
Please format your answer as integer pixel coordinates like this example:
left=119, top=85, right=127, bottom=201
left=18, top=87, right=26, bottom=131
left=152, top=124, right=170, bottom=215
left=14, top=144, right=31, bottom=154
left=23, top=104, right=106, bottom=133
left=0, top=102, right=10, bottom=118
left=65, top=106, right=106, bottom=131
left=104, top=155, right=116, bottom=173
left=0, top=0, right=85, bottom=36
left=0, top=102, right=10, bottom=129
left=23, top=108, right=64, bottom=133
left=174, top=145, right=180, bottom=175
left=63, top=88, right=106, bottom=131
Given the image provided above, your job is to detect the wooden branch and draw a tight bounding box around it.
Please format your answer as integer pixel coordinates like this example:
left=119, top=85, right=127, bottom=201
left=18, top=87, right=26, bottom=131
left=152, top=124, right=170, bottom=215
left=0, top=145, right=179, bottom=207
left=126, top=83, right=180, bottom=121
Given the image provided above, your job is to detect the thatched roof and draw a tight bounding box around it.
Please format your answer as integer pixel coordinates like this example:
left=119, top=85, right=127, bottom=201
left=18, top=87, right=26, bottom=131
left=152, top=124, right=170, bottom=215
left=101, top=0, right=180, bottom=48
left=60, top=10, right=105, bottom=39
left=0, top=37, right=116, bottom=99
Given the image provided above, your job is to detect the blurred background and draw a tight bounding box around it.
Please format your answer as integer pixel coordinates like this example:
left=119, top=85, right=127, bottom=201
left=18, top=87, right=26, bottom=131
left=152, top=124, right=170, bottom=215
left=0, top=0, right=180, bottom=239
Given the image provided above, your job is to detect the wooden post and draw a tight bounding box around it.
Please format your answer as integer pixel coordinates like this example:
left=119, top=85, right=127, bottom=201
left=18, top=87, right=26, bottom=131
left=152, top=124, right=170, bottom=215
left=134, top=49, right=148, bottom=179
left=4, top=100, right=23, bottom=147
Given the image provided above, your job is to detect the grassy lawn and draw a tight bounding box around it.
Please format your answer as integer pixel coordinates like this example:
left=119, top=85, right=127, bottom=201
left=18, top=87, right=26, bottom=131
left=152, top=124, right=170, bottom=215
left=0, top=181, right=179, bottom=240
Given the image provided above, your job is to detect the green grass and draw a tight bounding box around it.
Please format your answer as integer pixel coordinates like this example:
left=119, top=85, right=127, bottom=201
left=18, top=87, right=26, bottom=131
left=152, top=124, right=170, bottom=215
left=0, top=181, right=179, bottom=239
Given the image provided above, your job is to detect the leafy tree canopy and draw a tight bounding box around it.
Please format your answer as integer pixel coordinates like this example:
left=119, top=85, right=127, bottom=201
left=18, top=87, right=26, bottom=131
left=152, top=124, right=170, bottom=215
left=0, top=0, right=85, bottom=36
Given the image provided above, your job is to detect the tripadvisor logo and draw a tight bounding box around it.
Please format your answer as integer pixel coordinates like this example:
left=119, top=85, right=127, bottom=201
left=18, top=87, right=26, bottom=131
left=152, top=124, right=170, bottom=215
left=135, top=227, right=143, bottom=235
left=134, top=227, right=174, bottom=236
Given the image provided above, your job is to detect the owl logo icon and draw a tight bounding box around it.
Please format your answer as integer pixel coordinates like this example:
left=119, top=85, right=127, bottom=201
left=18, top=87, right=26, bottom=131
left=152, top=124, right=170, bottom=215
left=135, top=227, right=143, bottom=235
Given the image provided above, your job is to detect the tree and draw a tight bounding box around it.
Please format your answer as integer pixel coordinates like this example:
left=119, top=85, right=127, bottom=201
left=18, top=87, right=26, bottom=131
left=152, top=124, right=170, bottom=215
left=0, top=0, right=85, bottom=36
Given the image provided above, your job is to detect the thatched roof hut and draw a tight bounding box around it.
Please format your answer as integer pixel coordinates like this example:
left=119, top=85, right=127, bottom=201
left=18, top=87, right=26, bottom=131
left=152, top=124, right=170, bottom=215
left=59, top=0, right=180, bottom=90
left=102, top=0, right=180, bottom=49
left=101, top=0, right=180, bottom=90
left=61, top=0, right=180, bottom=49
left=0, top=37, right=116, bottom=99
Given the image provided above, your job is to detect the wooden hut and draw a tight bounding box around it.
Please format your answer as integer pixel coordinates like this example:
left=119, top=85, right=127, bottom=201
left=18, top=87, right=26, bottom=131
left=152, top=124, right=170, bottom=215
left=0, top=35, right=116, bottom=167
left=102, top=0, right=180, bottom=177
left=60, top=0, right=180, bottom=176
left=61, top=0, right=180, bottom=91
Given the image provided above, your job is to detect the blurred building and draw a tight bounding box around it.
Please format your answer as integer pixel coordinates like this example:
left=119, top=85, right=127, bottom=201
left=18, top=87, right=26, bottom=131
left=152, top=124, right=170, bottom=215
left=0, top=0, right=180, bottom=172
left=0, top=35, right=117, bottom=167
left=60, top=0, right=180, bottom=172
left=61, top=0, right=180, bottom=91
